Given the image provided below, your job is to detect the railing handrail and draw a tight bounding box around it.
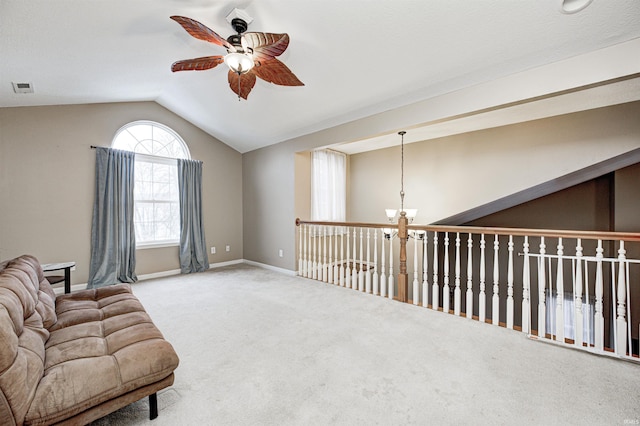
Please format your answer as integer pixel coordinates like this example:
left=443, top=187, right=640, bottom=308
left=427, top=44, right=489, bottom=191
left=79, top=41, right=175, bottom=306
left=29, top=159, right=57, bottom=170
left=296, top=218, right=397, bottom=230
left=296, top=218, right=640, bottom=242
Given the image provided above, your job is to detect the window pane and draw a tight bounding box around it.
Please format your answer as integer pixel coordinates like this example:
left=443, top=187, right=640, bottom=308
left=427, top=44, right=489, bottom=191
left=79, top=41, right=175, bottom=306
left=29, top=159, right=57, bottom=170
left=113, top=131, right=138, bottom=152
left=134, top=202, right=155, bottom=242
left=112, top=121, right=189, bottom=245
left=136, top=139, right=155, bottom=155
left=152, top=163, right=171, bottom=184
left=127, top=124, right=152, bottom=144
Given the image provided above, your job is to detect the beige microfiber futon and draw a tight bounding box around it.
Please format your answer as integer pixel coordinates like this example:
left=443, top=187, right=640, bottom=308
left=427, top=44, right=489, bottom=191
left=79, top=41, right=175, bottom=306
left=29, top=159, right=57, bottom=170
left=0, top=255, right=179, bottom=425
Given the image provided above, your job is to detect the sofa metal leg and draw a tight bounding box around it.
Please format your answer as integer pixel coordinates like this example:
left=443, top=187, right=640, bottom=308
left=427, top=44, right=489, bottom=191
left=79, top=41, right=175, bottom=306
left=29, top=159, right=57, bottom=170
left=149, top=393, right=158, bottom=420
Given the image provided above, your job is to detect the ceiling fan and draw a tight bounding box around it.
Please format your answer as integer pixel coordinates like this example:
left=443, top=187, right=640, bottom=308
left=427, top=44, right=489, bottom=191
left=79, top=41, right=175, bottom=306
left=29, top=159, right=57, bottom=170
left=170, top=9, right=304, bottom=100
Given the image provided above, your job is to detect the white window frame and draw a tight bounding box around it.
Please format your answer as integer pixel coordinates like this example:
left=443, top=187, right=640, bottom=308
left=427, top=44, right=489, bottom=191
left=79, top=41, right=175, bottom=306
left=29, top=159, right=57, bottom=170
left=111, top=121, right=190, bottom=249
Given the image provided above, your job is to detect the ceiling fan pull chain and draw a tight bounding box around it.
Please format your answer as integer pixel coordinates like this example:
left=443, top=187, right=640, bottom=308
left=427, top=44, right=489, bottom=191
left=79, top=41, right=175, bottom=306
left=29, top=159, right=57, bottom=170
left=237, top=73, right=241, bottom=101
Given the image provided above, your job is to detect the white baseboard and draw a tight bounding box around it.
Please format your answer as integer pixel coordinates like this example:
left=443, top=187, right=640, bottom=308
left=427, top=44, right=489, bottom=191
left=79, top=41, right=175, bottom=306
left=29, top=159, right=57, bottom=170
left=242, top=259, right=297, bottom=276
left=53, top=259, right=292, bottom=295
left=210, top=259, right=244, bottom=269
left=137, top=260, right=245, bottom=278
left=138, top=269, right=181, bottom=281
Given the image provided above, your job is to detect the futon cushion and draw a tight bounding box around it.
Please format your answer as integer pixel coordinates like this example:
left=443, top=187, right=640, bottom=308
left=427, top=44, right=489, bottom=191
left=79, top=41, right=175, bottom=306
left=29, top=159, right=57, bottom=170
left=0, top=255, right=53, bottom=426
left=24, top=284, right=179, bottom=425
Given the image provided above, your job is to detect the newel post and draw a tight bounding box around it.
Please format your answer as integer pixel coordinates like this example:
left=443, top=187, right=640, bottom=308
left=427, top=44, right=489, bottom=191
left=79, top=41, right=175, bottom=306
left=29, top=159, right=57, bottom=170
left=398, top=211, right=409, bottom=302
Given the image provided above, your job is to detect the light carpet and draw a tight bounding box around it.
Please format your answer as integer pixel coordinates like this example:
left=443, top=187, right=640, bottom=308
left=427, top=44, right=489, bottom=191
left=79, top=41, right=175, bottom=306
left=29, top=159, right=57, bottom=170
left=91, top=264, right=640, bottom=425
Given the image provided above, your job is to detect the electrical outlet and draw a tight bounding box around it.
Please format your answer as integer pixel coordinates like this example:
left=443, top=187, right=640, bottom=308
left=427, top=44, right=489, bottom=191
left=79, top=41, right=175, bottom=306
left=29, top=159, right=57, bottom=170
left=278, top=249, right=284, bottom=257
left=211, top=247, right=216, bottom=254
left=226, top=245, right=230, bottom=252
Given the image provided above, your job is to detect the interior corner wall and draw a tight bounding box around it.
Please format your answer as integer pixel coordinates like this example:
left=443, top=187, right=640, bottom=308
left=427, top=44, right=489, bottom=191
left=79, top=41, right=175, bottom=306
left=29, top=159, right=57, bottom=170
left=243, top=143, right=297, bottom=270
left=294, top=152, right=311, bottom=223
left=463, top=174, right=613, bottom=231
left=349, top=101, right=640, bottom=225
left=614, top=162, right=640, bottom=233
left=0, top=101, right=242, bottom=284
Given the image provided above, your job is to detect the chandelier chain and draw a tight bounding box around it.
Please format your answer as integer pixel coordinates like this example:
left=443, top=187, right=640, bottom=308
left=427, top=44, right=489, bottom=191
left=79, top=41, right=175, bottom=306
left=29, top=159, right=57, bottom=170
left=399, top=131, right=406, bottom=212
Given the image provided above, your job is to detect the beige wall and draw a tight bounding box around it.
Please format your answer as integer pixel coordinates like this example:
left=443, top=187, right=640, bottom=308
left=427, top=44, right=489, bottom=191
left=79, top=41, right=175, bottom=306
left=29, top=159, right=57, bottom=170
left=349, top=102, right=640, bottom=225
left=0, top=102, right=242, bottom=284
left=243, top=101, right=640, bottom=271
left=615, top=162, right=640, bottom=233
left=294, top=152, right=311, bottom=223
left=243, top=143, right=296, bottom=269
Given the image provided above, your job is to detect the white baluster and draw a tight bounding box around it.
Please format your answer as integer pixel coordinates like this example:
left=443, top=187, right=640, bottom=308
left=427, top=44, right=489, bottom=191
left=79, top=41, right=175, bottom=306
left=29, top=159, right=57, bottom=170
left=322, top=226, right=328, bottom=282
left=594, top=240, right=604, bottom=351
left=555, top=238, right=565, bottom=342
left=574, top=238, right=583, bottom=347
left=538, top=237, right=547, bottom=338
left=616, top=241, right=628, bottom=356
left=413, top=232, right=419, bottom=306
left=303, top=225, right=308, bottom=278
left=359, top=228, right=364, bottom=292
left=333, top=227, right=339, bottom=285
left=521, top=236, right=530, bottom=334
left=492, top=235, right=500, bottom=326
left=339, top=229, right=345, bottom=287
left=352, top=228, right=358, bottom=289
left=298, top=224, right=303, bottom=276
left=443, top=233, right=450, bottom=313
left=432, top=232, right=439, bottom=311
left=381, top=230, right=387, bottom=298
left=389, top=233, right=394, bottom=300
left=422, top=234, right=429, bottom=308
left=328, top=228, right=333, bottom=284
left=345, top=227, right=351, bottom=288
left=466, top=234, right=473, bottom=319
left=507, top=235, right=514, bottom=330
left=479, top=234, right=486, bottom=323
left=373, top=229, right=379, bottom=295
left=366, top=229, right=372, bottom=293
left=312, top=226, right=318, bottom=280
left=454, top=233, right=461, bottom=316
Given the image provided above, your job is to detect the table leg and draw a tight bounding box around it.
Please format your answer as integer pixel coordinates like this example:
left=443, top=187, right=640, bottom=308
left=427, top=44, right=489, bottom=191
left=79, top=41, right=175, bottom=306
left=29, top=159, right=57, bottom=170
left=64, top=267, right=71, bottom=294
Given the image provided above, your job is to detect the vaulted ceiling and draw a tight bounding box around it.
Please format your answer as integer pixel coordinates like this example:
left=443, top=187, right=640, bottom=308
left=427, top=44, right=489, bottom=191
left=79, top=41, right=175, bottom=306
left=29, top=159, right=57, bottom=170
left=1, top=0, right=639, bottom=153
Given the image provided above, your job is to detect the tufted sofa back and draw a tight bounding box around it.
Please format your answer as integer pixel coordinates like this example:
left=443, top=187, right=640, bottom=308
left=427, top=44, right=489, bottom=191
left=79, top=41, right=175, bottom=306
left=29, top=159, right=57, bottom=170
left=0, top=255, right=57, bottom=426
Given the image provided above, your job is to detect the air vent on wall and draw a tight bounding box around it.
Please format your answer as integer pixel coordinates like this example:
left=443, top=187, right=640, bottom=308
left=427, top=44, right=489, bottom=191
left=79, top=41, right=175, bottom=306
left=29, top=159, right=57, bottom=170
left=12, top=82, right=34, bottom=93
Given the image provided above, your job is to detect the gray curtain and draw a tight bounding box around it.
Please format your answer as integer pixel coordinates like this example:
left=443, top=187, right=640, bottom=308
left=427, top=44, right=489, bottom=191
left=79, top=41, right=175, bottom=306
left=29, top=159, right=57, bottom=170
left=178, top=159, right=209, bottom=273
left=88, top=147, right=137, bottom=288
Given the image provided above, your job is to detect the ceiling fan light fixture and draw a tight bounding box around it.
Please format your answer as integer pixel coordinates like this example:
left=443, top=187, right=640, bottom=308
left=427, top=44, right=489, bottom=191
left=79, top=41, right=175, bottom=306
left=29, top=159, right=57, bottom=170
left=224, top=52, right=254, bottom=74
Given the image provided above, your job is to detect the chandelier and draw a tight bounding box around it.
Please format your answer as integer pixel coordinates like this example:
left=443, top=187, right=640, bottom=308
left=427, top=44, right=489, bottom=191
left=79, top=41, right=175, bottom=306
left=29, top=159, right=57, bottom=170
left=384, top=131, right=417, bottom=231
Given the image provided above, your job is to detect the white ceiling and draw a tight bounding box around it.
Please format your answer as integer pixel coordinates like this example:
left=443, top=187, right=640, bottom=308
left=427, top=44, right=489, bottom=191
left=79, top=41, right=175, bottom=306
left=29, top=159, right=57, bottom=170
left=1, top=0, right=639, bottom=154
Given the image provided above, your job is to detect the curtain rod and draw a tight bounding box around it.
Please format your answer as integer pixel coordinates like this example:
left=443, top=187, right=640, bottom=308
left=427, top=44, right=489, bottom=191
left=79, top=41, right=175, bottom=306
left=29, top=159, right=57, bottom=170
left=90, top=145, right=202, bottom=163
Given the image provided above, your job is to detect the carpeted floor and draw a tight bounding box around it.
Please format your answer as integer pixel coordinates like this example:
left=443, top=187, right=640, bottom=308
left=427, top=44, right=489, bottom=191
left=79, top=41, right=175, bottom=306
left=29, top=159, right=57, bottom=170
left=92, top=264, right=640, bottom=425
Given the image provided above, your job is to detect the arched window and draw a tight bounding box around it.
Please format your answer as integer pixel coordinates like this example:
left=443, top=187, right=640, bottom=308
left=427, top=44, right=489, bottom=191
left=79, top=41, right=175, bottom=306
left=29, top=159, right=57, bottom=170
left=112, top=121, right=190, bottom=247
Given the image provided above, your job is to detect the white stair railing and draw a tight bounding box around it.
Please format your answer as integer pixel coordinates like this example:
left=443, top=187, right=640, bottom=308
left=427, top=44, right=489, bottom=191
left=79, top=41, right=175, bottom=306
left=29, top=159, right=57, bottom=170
left=296, top=219, right=640, bottom=362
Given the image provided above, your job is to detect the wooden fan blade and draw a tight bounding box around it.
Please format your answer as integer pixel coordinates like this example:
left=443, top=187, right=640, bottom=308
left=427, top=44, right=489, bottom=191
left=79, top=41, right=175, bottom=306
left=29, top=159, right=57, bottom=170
left=170, top=16, right=230, bottom=49
left=243, top=32, right=290, bottom=60
left=228, top=70, right=257, bottom=100
left=171, top=56, right=224, bottom=72
left=253, top=58, right=304, bottom=87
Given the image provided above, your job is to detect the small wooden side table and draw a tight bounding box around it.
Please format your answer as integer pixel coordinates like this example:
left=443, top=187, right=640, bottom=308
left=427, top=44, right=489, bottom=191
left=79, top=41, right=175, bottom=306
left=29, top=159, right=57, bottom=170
left=42, top=262, right=76, bottom=294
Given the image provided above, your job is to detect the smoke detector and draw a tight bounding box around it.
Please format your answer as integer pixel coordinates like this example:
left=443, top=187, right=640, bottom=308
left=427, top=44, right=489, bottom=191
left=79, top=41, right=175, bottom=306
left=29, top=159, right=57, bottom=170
left=12, top=82, right=34, bottom=94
